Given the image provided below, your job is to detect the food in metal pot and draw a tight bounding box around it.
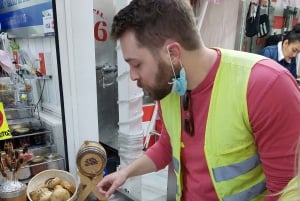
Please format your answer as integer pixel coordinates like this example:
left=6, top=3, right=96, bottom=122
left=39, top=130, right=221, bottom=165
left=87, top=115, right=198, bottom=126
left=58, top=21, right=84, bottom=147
left=29, top=156, right=47, bottom=176
left=14, top=127, right=30, bottom=134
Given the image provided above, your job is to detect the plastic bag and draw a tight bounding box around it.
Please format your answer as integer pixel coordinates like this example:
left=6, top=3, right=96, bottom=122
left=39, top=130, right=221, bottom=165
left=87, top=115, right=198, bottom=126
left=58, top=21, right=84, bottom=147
left=0, top=50, right=14, bottom=74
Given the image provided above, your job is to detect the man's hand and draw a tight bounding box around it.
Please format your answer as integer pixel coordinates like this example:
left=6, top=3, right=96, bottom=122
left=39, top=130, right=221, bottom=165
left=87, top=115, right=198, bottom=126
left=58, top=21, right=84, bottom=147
left=96, top=169, right=128, bottom=198
left=96, top=154, right=157, bottom=198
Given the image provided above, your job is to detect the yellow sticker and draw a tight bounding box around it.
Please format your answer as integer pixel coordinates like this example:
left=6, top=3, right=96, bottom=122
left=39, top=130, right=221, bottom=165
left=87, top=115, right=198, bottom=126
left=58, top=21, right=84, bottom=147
left=0, top=102, right=12, bottom=140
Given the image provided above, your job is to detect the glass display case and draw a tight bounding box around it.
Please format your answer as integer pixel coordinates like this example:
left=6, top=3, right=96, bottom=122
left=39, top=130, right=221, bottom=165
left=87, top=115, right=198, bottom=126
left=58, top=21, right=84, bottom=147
left=0, top=78, right=65, bottom=184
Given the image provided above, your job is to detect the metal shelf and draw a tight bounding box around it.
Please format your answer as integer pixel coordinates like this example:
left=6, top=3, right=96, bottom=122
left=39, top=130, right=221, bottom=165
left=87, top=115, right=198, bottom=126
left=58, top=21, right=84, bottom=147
left=4, top=105, right=35, bottom=111
left=23, top=155, right=65, bottom=169
left=7, top=117, right=39, bottom=126
left=22, top=74, right=52, bottom=80
left=10, top=129, right=51, bottom=139
left=19, top=155, right=65, bottom=184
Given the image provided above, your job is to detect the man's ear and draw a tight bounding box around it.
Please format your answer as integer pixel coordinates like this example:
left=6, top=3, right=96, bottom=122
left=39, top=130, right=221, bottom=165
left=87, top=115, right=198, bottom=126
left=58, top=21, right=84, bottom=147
left=166, top=43, right=181, bottom=64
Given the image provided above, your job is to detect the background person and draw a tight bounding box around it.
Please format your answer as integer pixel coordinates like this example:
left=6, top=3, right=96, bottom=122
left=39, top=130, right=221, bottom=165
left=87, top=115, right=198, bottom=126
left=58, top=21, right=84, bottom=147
left=97, top=0, right=300, bottom=200
left=261, top=23, right=300, bottom=79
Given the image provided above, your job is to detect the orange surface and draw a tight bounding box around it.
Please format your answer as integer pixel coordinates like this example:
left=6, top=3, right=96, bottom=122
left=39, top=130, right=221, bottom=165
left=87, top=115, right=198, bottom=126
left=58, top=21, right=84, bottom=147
left=273, top=16, right=284, bottom=29
left=142, top=104, right=155, bottom=122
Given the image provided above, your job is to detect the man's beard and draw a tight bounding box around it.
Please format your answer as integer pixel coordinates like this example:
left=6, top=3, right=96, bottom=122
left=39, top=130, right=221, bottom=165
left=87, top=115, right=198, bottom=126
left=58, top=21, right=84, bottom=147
left=138, top=59, right=178, bottom=101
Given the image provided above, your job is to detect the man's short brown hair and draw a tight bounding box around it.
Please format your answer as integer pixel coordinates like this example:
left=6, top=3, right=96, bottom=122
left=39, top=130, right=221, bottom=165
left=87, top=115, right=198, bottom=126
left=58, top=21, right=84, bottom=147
left=111, top=0, right=201, bottom=51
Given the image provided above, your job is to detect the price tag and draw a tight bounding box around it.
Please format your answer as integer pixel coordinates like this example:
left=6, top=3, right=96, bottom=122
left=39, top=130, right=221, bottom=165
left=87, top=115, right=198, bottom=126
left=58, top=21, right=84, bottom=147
left=0, top=102, right=12, bottom=140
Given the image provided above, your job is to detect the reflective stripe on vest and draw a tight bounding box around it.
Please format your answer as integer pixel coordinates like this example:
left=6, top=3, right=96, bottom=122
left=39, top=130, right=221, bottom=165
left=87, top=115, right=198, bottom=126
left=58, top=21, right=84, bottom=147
left=223, top=180, right=266, bottom=201
left=214, top=153, right=266, bottom=201
left=160, top=92, right=182, bottom=200
left=213, top=153, right=260, bottom=182
left=160, top=48, right=267, bottom=201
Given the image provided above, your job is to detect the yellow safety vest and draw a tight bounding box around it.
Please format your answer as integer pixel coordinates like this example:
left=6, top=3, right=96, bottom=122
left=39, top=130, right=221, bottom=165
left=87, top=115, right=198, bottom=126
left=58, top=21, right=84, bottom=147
left=160, top=49, right=267, bottom=201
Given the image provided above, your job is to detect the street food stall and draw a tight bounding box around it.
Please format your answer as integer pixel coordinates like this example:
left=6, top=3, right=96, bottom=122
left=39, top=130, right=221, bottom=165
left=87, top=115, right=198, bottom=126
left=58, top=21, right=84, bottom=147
left=0, top=0, right=299, bottom=200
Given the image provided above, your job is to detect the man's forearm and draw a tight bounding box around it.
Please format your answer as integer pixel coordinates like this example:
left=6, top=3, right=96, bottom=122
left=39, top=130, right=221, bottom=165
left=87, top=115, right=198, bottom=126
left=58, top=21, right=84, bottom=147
left=121, top=154, right=157, bottom=178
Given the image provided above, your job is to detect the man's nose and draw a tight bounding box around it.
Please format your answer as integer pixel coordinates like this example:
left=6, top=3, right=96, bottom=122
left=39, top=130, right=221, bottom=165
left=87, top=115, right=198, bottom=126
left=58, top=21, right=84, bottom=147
left=129, top=68, right=139, bottom=81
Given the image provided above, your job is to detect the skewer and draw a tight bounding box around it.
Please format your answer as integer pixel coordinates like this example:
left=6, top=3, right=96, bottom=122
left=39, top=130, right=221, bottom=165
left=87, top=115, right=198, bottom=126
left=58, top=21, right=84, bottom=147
left=0, top=157, right=7, bottom=178
left=0, top=142, right=26, bottom=181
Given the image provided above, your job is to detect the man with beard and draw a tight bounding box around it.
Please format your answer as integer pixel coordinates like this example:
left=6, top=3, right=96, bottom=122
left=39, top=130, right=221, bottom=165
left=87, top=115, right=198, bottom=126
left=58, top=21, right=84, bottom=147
left=96, top=0, right=300, bottom=200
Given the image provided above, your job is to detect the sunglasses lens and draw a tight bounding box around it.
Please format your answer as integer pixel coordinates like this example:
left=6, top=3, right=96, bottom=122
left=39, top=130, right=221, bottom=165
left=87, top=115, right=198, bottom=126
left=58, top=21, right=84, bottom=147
left=184, top=119, right=193, bottom=136
left=182, top=91, right=194, bottom=136
left=183, top=93, right=189, bottom=110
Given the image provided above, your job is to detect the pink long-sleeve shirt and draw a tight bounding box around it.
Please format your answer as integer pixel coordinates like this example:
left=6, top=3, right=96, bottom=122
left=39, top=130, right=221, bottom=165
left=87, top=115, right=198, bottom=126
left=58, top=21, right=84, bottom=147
left=146, top=50, right=300, bottom=201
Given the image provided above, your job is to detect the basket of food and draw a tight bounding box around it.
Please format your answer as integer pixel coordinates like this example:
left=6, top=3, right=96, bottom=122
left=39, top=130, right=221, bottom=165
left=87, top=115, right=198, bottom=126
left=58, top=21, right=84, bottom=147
left=27, top=169, right=78, bottom=201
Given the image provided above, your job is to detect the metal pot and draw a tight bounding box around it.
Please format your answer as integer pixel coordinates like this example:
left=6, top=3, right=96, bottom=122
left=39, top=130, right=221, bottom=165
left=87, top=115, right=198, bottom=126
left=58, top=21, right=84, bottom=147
left=29, top=156, right=47, bottom=176
left=15, top=149, right=31, bottom=180
left=18, top=166, right=31, bottom=181
left=44, top=153, right=59, bottom=169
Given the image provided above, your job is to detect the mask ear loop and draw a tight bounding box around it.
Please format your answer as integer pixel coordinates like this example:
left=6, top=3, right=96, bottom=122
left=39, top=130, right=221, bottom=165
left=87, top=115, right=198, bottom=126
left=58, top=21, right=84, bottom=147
left=167, top=46, right=184, bottom=85
left=167, top=46, right=177, bottom=85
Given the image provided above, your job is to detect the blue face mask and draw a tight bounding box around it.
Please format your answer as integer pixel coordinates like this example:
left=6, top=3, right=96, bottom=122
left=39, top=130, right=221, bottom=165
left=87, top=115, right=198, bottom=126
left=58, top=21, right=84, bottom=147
left=170, top=67, right=187, bottom=96
left=167, top=46, right=187, bottom=96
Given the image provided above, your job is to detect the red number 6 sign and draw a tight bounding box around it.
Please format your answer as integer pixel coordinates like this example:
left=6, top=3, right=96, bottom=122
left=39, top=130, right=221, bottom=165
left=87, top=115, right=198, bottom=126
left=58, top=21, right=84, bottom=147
left=94, top=21, right=108, bottom=42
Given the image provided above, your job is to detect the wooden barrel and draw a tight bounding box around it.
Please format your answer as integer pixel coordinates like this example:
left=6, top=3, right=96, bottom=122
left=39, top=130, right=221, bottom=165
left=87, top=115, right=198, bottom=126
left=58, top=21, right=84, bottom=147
left=76, top=141, right=107, bottom=178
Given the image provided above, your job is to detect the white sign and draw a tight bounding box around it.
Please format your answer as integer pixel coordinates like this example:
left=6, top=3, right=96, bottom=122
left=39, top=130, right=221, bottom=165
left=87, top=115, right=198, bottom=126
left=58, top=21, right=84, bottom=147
left=42, top=8, right=54, bottom=36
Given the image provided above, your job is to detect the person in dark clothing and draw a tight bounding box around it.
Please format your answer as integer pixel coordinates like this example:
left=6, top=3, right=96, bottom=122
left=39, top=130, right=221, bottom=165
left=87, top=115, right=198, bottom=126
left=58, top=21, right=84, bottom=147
left=261, top=23, right=300, bottom=79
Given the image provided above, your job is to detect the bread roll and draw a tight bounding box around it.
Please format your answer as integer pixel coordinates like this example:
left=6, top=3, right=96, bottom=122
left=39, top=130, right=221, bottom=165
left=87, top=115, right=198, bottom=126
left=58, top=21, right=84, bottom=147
left=29, top=187, right=51, bottom=201
left=45, top=177, right=62, bottom=189
left=54, top=184, right=63, bottom=189
left=38, top=188, right=52, bottom=201
left=60, top=180, right=75, bottom=194
left=29, top=190, right=40, bottom=201
left=50, top=187, right=71, bottom=201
